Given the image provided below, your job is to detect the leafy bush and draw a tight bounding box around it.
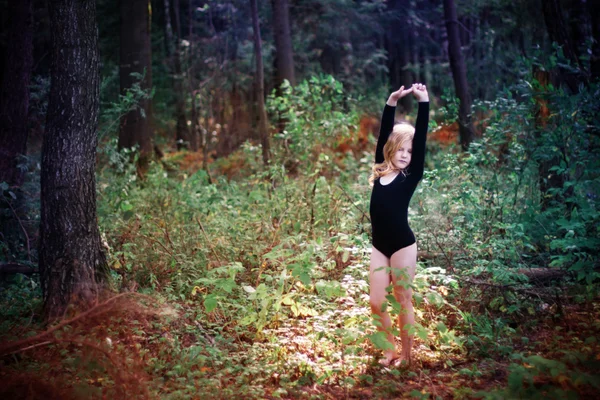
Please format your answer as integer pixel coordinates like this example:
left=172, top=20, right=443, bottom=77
left=267, top=74, right=360, bottom=172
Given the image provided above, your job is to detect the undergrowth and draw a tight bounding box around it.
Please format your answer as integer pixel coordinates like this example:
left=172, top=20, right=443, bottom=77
left=1, top=73, right=600, bottom=398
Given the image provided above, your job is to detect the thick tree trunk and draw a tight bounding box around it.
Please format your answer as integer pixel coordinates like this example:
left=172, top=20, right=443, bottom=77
left=250, top=0, right=270, bottom=165
left=119, top=0, right=153, bottom=170
left=0, top=0, right=33, bottom=187
left=164, top=0, right=191, bottom=150
left=443, top=0, right=475, bottom=151
left=272, top=0, right=295, bottom=88
left=41, top=0, right=107, bottom=319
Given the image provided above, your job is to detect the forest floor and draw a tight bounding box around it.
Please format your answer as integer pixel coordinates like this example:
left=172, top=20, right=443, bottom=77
left=1, top=274, right=598, bottom=399
left=2, top=122, right=599, bottom=399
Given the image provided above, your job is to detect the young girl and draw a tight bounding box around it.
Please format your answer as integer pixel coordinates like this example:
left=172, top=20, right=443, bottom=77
left=369, top=83, right=429, bottom=366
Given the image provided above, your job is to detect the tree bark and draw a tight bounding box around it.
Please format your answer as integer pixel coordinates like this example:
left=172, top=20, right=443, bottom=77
left=272, top=0, right=295, bottom=89
left=568, top=0, right=589, bottom=57
left=401, top=21, right=414, bottom=113
left=164, top=0, right=192, bottom=150
left=0, top=0, right=33, bottom=187
left=41, top=0, right=107, bottom=319
left=541, top=0, right=587, bottom=91
left=188, top=0, right=200, bottom=152
left=542, top=0, right=581, bottom=68
left=250, top=0, right=270, bottom=165
left=443, top=0, right=475, bottom=151
left=119, top=0, right=153, bottom=170
left=589, top=0, right=600, bottom=81
left=384, top=0, right=414, bottom=113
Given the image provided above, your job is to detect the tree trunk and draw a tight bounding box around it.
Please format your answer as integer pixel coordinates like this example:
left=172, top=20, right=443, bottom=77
left=542, top=0, right=581, bottom=68
left=541, top=0, right=586, bottom=91
left=119, top=0, right=153, bottom=170
left=188, top=0, right=200, bottom=152
left=272, top=0, right=295, bottom=89
left=443, top=0, right=475, bottom=151
left=384, top=0, right=413, bottom=113
left=0, top=0, right=33, bottom=187
left=401, top=25, right=414, bottom=113
left=41, top=0, right=107, bottom=319
left=250, top=0, right=270, bottom=165
left=164, top=0, right=191, bottom=150
left=588, top=0, right=600, bottom=81
left=319, top=45, right=341, bottom=76
left=568, top=0, right=589, bottom=58
left=411, top=3, right=421, bottom=83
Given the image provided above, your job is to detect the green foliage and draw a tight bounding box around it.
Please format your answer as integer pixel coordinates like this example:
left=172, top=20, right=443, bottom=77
left=456, top=310, right=515, bottom=357
left=97, top=140, right=375, bottom=350
left=90, top=64, right=600, bottom=397
left=0, top=274, right=42, bottom=337
left=480, top=353, right=600, bottom=399
left=267, top=74, right=360, bottom=171
left=99, top=70, right=154, bottom=139
left=437, top=87, right=460, bottom=123
left=5, top=43, right=600, bottom=397
left=28, top=75, right=51, bottom=132
left=413, top=63, right=600, bottom=322
left=0, top=153, right=41, bottom=264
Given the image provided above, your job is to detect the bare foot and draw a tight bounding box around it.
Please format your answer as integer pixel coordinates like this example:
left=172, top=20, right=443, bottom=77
left=378, top=351, right=400, bottom=367
left=391, top=356, right=411, bottom=368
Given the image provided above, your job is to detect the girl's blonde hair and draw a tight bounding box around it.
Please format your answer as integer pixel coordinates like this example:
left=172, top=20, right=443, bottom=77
left=369, top=123, right=415, bottom=185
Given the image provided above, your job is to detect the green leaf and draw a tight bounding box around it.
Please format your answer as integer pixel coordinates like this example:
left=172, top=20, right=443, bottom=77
left=426, top=292, right=444, bottom=307
left=281, top=295, right=294, bottom=306
left=368, top=331, right=394, bottom=351
left=239, top=313, right=256, bottom=326
left=508, top=365, right=526, bottom=391
left=204, top=294, right=218, bottom=313
left=120, top=201, right=134, bottom=212
left=342, top=250, right=350, bottom=263
left=436, top=322, right=448, bottom=334
left=291, top=302, right=300, bottom=317
left=298, top=272, right=311, bottom=286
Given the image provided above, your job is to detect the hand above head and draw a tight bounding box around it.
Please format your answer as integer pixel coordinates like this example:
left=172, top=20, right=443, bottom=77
left=387, top=85, right=414, bottom=106
left=411, top=83, right=429, bottom=102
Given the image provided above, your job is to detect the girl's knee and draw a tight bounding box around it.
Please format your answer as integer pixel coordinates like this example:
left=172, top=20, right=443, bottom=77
left=369, top=296, right=386, bottom=313
left=394, top=288, right=413, bottom=305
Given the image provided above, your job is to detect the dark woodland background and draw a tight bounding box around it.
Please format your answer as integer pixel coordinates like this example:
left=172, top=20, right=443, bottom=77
left=0, top=0, right=599, bottom=398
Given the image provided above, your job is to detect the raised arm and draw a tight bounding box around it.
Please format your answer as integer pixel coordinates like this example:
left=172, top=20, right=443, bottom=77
left=375, top=86, right=413, bottom=164
left=407, top=83, right=430, bottom=181
left=375, top=105, right=396, bottom=164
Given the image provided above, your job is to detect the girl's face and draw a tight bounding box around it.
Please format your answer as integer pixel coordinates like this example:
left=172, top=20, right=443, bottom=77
left=392, top=143, right=412, bottom=169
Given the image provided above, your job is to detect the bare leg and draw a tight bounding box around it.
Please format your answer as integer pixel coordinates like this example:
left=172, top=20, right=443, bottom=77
left=390, top=242, right=417, bottom=364
left=369, top=246, right=398, bottom=364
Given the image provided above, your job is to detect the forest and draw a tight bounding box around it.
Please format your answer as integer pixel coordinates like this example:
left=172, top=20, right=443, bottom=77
left=0, top=0, right=599, bottom=398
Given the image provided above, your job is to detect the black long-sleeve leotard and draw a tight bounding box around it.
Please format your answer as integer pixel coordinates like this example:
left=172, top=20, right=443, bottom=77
left=369, top=101, right=429, bottom=258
